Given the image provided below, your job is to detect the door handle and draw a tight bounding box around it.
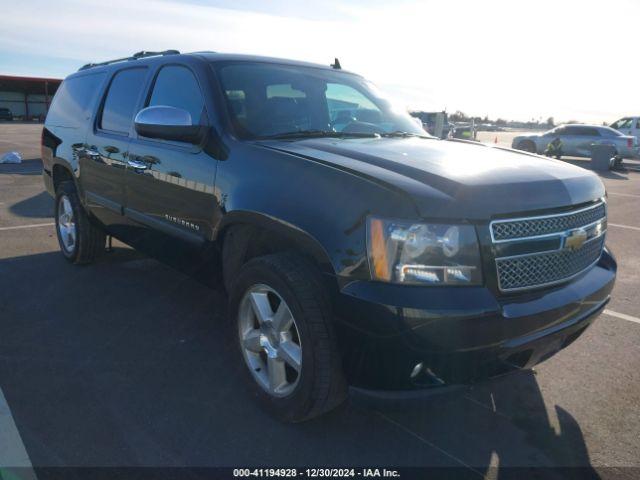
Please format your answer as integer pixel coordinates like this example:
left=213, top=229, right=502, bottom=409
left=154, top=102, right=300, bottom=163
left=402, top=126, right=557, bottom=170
left=127, top=159, right=148, bottom=170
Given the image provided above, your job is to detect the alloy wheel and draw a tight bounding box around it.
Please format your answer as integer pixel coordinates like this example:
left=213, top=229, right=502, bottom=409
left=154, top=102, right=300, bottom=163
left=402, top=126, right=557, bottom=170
left=238, top=284, right=302, bottom=397
left=57, top=195, right=77, bottom=253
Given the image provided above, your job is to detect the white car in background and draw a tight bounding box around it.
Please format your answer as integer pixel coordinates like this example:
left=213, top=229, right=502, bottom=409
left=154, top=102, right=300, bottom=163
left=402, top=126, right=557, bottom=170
left=512, top=124, right=639, bottom=160
left=610, top=117, right=640, bottom=141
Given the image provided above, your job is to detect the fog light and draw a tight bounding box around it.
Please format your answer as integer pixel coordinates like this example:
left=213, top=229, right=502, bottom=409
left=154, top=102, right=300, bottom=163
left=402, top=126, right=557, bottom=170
left=410, top=362, right=424, bottom=379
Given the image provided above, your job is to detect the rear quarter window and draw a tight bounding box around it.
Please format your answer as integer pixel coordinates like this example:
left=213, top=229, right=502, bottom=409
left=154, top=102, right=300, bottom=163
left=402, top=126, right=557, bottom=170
left=45, top=73, right=106, bottom=128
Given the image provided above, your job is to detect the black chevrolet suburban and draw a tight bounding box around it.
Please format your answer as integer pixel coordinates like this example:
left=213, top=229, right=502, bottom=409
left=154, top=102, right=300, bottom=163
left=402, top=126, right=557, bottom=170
left=42, top=50, right=616, bottom=422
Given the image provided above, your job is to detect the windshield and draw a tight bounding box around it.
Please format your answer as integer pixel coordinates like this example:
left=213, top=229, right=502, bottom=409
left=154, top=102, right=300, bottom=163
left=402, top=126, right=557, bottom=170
left=213, top=62, right=426, bottom=139
left=610, top=118, right=631, bottom=129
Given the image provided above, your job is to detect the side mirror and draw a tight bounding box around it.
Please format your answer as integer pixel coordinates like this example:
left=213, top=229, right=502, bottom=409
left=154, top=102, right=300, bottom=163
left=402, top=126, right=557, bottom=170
left=134, top=106, right=206, bottom=144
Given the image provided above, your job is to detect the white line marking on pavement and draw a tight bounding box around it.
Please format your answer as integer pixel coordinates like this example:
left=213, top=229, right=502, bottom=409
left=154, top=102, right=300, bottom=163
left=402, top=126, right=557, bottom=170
left=609, top=223, right=640, bottom=232
left=604, top=309, right=640, bottom=325
left=376, top=412, right=484, bottom=476
left=0, top=223, right=54, bottom=231
left=0, top=387, right=34, bottom=472
left=608, top=192, right=640, bottom=198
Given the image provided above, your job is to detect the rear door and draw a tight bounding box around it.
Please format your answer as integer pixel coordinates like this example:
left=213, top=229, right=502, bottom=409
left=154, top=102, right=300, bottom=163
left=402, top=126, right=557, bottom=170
left=123, top=63, right=217, bottom=245
left=572, top=126, right=601, bottom=157
left=82, top=67, right=149, bottom=228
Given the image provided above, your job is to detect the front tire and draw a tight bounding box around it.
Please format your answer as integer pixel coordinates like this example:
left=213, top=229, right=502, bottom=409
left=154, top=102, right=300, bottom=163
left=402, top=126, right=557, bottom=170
left=229, top=253, right=347, bottom=422
left=517, top=140, right=537, bottom=153
left=54, top=181, right=105, bottom=264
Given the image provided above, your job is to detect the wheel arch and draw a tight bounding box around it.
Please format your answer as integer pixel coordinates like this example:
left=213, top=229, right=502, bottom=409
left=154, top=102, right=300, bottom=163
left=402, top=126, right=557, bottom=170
left=215, top=211, right=337, bottom=291
left=517, top=138, right=538, bottom=153
left=52, top=162, right=76, bottom=192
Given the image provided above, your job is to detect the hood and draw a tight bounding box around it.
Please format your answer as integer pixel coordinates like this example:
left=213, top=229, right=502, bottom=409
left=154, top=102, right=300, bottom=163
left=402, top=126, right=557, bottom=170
left=259, top=137, right=605, bottom=219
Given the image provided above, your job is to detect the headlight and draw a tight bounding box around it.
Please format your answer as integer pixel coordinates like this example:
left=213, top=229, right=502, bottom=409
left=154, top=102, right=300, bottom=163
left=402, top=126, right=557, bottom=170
left=367, top=217, right=482, bottom=285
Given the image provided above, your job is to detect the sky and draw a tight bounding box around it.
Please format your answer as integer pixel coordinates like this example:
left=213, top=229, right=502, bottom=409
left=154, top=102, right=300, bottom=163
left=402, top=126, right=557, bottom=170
left=1, top=0, right=637, bottom=123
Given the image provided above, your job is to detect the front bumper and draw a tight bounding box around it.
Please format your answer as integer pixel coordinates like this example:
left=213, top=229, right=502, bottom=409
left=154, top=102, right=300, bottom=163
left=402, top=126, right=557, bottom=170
left=334, top=249, right=616, bottom=390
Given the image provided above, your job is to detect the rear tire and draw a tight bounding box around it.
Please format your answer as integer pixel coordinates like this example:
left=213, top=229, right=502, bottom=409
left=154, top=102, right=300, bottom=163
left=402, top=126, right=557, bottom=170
left=229, top=253, right=347, bottom=422
left=54, top=181, right=105, bottom=264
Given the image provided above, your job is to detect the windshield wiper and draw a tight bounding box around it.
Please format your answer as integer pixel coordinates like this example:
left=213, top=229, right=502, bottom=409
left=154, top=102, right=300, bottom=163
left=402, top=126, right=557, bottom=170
left=257, top=130, right=380, bottom=140
left=379, top=131, right=432, bottom=139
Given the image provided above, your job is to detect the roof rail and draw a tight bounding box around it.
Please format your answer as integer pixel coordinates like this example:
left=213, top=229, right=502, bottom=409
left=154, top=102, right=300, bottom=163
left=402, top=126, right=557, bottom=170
left=78, top=50, right=180, bottom=71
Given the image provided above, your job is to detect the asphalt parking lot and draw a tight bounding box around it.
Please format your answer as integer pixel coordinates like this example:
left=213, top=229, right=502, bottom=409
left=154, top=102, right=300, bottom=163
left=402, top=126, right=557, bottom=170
left=1, top=124, right=639, bottom=478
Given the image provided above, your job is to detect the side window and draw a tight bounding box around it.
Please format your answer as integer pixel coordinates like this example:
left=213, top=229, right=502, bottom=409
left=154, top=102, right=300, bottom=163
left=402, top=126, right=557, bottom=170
left=148, top=65, right=204, bottom=123
left=599, top=128, right=618, bottom=138
left=326, top=83, right=381, bottom=127
left=100, top=68, right=147, bottom=134
left=564, top=126, right=596, bottom=136
left=636, top=119, right=640, bottom=129
left=567, top=127, right=600, bottom=137
left=45, top=73, right=106, bottom=128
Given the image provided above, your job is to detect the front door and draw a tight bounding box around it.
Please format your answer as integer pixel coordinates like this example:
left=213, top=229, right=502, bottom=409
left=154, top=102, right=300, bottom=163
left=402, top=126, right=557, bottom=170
left=124, top=64, right=218, bottom=246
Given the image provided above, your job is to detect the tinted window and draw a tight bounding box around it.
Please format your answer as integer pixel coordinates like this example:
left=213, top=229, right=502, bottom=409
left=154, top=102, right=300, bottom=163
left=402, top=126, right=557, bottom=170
left=148, top=66, right=204, bottom=123
left=100, top=68, right=147, bottom=134
left=564, top=126, right=598, bottom=136
left=46, top=73, right=106, bottom=128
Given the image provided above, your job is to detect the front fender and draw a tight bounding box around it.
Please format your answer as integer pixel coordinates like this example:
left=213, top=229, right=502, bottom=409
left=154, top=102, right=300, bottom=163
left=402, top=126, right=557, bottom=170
left=214, top=142, right=417, bottom=282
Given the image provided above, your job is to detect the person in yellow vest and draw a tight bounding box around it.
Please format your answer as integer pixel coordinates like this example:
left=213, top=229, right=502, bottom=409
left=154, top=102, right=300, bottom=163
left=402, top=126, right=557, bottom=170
left=545, top=137, right=563, bottom=159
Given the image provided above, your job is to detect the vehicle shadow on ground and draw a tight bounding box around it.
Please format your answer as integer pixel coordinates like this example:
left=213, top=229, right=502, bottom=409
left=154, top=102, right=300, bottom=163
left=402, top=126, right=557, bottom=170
left=8, top=191, right=54, bottom=218
left=561, top=159, right=630, bottom=181
left=0, top=248, right=599, bottom=476
left=0, top=158, right=42, bottom=175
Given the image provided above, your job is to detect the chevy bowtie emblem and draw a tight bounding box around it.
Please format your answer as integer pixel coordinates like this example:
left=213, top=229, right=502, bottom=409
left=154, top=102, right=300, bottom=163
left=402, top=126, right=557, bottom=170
left=564, top=228, right=588, bottom=251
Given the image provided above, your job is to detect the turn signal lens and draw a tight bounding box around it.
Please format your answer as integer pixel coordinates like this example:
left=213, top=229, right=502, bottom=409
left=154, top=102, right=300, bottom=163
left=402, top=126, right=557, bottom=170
left=369, top=218, right=391, bottom=281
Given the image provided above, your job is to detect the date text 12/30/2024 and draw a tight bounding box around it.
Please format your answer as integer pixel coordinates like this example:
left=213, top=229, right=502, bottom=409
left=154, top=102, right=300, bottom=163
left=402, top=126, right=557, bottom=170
left=233, top=469, right=400, bottom=478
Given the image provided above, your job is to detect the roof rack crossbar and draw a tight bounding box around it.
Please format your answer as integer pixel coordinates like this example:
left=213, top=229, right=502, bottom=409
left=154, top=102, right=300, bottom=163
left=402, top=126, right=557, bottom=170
left=79, top=50, right=180, bottom=71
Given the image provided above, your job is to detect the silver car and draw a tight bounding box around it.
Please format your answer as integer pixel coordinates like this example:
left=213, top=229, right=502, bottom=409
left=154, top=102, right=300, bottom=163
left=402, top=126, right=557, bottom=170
left=512, top=124, right=639, bottom=159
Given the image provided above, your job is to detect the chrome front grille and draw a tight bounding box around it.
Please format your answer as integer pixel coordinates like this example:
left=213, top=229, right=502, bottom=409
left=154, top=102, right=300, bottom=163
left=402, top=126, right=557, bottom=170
left=491, top=201, right=607, bottom=292
left=496, top=236, right=605, bottom=291
left=491, top=203, right=606, bottom=241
